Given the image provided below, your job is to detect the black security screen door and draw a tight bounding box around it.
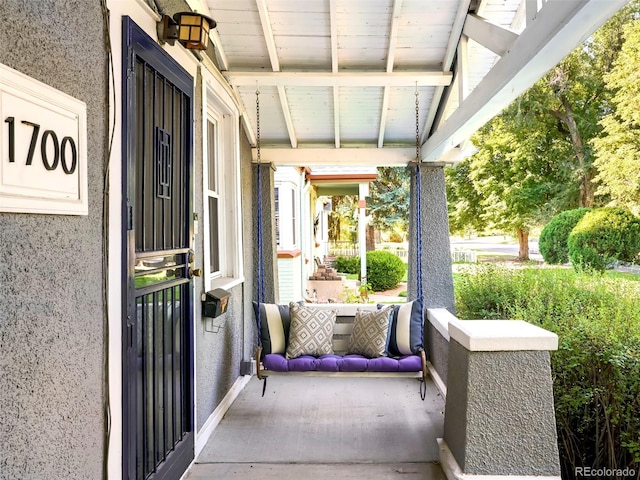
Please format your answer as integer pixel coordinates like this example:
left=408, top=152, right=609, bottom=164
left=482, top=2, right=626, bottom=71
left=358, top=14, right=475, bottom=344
left=123, top=18, right=195, bottom=480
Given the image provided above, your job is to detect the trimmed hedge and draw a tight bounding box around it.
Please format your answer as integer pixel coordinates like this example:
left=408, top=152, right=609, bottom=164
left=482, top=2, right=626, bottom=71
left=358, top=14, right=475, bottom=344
left=366, top=250, right=406, bottom=291
left=539, top=208, right=591, bottom=264
left=455, top=265, right=640, bottom=479
left=568, top=207, right=640, bottom=272
left=333, top=255, right=360, bottom=275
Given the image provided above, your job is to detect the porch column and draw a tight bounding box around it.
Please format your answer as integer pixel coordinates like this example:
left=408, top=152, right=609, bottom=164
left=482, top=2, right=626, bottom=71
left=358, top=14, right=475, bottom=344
left=253, top=163, right=278, bottom=303
left=407, top=164, right=455, bottom=312
left=439, top=319, right=561, bottom=478
left=358, top=182, right=369, bottom=285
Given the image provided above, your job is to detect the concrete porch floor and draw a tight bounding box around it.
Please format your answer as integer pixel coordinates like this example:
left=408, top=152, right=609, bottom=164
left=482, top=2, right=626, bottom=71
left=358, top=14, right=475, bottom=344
left=184, top=376, right=446, bottom=480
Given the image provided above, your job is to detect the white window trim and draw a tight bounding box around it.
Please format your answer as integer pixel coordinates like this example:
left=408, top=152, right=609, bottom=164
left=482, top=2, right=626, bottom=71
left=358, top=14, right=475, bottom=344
left=202, top=72, right=244, bottom=290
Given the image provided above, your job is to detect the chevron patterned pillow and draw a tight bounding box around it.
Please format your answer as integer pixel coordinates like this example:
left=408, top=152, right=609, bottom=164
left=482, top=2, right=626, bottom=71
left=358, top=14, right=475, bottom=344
left=347, top=306, right=393, bottom=358
left=285, top=303, right=337, bottom=359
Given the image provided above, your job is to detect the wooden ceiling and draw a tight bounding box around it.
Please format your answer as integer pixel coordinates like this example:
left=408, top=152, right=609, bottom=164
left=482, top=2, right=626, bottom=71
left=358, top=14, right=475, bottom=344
left=194, top=0, right=629, bottom=166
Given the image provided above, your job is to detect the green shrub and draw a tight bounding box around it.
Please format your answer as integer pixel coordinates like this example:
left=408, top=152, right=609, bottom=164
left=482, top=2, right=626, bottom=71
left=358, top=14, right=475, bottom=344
left=568, top=207, right=640, bottom=272
left=455, top=265, right=640, bottom=478
left=539, top=208, right=591, bottom=264
left=333, top=256, right=360, bottom=275
left=366, top=250, right=406, bottom=291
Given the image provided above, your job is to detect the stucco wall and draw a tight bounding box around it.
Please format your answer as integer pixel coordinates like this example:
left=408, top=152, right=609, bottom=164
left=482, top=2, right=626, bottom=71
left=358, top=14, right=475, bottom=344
left=0, top=2, right=106, bottom=479
left=444, top=339, right=561, bottom=476
left=408, top=165, right=455, bottom=312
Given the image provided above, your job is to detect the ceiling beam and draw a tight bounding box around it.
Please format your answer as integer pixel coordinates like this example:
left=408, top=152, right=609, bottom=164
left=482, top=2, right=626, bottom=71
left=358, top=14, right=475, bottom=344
left=251, top=147, right=415, bottom=166
left=225, top=71, right=453, bottom=87
left=329, top=0, right=339, bottom=73
left=333, top=89, right=341, bottom=148
left=255, top=0, right=297, bottom=148
left=256, top=0, right=280, bottom=71
left=463, top=14, right=519, bottom=57
left=379, top=0, right=404, bottom=148
left=422, top=0, right=629, bottom=163
left=422, top=0, right=472, bottom=144
left=329, top=0, right=340, bottom=148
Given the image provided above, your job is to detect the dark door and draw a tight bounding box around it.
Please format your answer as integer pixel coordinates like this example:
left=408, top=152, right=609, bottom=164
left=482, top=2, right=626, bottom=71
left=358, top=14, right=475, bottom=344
left=122, top=17, right=195, bottom=480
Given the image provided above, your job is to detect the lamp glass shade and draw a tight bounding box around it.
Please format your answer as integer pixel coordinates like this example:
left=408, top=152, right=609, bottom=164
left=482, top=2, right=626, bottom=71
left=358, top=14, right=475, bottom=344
left=174, top=12, right=215, bottom=50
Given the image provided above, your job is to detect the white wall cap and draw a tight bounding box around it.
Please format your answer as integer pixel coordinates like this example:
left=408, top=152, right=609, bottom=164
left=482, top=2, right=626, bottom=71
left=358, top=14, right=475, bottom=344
left=427, top=308, right=455, bottom=341
left=448, top=319, right=558, bottom=352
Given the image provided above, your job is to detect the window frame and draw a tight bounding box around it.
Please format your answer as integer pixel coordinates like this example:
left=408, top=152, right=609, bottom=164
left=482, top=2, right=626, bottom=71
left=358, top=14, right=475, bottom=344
left=202, top=73, right=244, bottom=290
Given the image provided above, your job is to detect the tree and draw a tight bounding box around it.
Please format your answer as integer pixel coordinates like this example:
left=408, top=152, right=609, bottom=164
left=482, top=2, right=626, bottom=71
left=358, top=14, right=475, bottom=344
left=367, top=166, right=411, bottom=239
left=445, top=3, right=640, bottom=258
left=592, top=18, right=640, bottom=215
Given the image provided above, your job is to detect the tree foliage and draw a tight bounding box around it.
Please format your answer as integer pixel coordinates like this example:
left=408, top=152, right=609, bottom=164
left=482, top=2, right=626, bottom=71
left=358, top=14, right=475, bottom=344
left=367, top=167, right=410, bottom=235
left=446, top=2, right=640, bottom=253
left=592, top=17, right=640, bottom=215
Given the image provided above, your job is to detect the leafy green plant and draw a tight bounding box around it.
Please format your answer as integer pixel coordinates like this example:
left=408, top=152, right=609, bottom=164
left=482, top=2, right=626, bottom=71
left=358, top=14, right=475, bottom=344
left=334, top=256, right=360, bottom=275
left=455, top=265, right=640, bottom=478
left=366, top=250, right=406, bottom=291
left=539, top=208, right=591, bottom=264
left=568, top=207, right=640, bottom=272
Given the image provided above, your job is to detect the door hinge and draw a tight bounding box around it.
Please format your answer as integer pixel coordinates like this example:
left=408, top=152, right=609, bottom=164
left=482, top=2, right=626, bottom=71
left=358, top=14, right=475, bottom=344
left=126, top=46, right=135, bottom=78
left=128, top=205, right=133, bottom=230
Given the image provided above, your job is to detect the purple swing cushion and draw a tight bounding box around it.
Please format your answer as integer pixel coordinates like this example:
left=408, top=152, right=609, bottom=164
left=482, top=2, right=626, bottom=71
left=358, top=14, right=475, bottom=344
left=262, top=352, right=423, bottom=373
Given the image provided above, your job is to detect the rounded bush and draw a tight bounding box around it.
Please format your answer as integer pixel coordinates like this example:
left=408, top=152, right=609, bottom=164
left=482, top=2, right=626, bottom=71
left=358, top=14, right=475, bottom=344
left=366, top=250, right=406, bottom=291
left=568, top=207, right=640, bottom=272
left=539, top=208, right=591, bottom=264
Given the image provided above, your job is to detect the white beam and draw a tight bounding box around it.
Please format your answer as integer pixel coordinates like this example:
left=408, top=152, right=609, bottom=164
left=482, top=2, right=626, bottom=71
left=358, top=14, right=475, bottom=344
left=378, top=88, right=390, bottom=148
left=423, top=0, right=630, bottom=163
left=333, top=88, right=341, bottom=148
left=330, top=0, right=339, bottom=73
left=224, top=71, right=453, bottom=87
left=386, top=0, right=403, bottom=73
left=277, top=86, right=297, bottom=148
left=251, top=147, right=415, bottom=166
left=379, top=0, right=403, bottom=149
left=255, top=0, right=297, bottom=148
left=457, top=34, right=470, bottom=102
left=422, top=0, right=472, bottom=142
left=462, top=14, right=519, bottom=57
left=330, top=0, right=340, bottom=148
left=256, top=0, right=280, bottom=71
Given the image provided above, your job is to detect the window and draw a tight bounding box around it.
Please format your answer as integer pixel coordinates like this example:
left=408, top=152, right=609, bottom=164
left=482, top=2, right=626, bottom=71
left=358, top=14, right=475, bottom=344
left=206, top=120, right=220, bottom=275
left=273, top=178, right=299, bottom=250
left=202, top=76, right=243, bottom=289
left=275, top=187, right=280, bottom=247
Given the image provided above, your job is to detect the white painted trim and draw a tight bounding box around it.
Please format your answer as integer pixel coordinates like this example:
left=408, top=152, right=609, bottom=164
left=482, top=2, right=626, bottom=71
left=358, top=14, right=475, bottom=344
left=194, top=375, right=252, bottom=457
left=463, top=14, right=519, bottom=57
left=427, top=361, right=447, bottom=398
left=253, top=147, right=415, bottom=166
left=304, top=303, right=378, bottom=317
left=426, top=308, right=454, bottom=341
left=438, top=439, right=561, bottom=480
left=225, top=71, right=453, bottom=87
left=448, top=319, right=558, bottom=352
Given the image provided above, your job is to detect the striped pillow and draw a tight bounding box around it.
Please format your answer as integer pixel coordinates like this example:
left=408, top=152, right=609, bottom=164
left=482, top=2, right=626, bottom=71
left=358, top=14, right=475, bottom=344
left=387, top=297, right=424, bottom=356
left=252, top=302, right=292, bottom=357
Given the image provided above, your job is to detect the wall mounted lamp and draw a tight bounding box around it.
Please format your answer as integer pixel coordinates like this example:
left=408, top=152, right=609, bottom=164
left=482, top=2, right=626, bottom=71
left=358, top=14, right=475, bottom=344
left=158, top=12, right=216, bottom=50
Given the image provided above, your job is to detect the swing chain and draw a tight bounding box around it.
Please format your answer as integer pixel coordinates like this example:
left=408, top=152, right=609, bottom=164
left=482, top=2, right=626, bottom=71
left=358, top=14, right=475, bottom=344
left=256, top=87, right=261, bottom=164
left=415, top=82, right=420, bottom=162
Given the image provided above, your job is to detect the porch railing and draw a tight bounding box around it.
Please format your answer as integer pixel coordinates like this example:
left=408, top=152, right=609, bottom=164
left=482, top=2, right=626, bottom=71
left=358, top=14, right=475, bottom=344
left=326, top=242, right=475, bottom=264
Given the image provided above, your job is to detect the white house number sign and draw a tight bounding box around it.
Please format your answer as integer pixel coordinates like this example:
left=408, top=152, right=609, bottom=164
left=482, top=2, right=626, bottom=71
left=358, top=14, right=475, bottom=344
left=0, top=63, right=88, bottom=215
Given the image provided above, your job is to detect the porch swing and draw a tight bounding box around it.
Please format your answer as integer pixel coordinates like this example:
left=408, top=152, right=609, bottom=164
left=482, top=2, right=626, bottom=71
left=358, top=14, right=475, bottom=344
left=252, top=86, right=428, bottom=400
